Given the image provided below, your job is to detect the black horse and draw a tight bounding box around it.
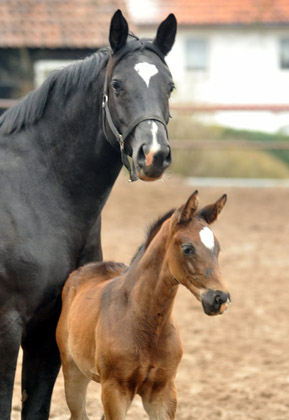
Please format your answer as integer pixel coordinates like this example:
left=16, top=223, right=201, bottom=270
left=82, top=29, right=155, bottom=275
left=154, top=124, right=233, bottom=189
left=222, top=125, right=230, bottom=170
left=0, top=10, right=177, bottom=420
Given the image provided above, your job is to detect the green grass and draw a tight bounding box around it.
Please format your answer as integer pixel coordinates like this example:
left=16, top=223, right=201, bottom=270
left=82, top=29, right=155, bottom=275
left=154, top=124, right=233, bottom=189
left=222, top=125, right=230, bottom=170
left=167, top=117, right=289, bottom=178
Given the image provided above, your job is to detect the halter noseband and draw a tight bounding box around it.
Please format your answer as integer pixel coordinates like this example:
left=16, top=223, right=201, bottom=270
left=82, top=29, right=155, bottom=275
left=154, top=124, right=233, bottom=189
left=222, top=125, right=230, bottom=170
left=102, top=39, right=169, bottom=182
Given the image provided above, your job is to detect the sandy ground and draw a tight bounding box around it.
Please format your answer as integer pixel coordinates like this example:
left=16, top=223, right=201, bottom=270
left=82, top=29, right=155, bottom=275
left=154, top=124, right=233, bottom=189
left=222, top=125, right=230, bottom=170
left=11, top=172, right=289, bottom=420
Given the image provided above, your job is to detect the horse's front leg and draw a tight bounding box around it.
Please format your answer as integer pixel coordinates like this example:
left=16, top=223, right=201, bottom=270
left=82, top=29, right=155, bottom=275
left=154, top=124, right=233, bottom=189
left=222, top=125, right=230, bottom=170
left=21, top=316, right=61, bottom=420
left=141, top=380, right=177, bottom=420
left=77, top=215, right=103, bottom=266
left=101, top=380, right=133, bottom=420
left=0, top=311, right=22, bottom=420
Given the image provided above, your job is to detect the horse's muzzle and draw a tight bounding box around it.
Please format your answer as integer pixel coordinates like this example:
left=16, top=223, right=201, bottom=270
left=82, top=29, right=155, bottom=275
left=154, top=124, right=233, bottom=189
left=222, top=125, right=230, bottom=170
left=201, top=289, right=231, bottom=316
left=135, top=144, right=171, bottom=180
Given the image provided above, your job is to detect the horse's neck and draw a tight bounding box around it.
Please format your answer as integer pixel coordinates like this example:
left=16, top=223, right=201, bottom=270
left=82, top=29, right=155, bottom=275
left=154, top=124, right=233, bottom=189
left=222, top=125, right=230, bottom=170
left=129, top=224, right=178, bottom=327
left=35, top=90, right=122, bottom=200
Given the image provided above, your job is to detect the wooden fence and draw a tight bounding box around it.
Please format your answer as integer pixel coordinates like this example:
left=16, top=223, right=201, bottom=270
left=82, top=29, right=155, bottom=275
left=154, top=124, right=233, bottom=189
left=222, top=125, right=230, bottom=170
left=170, top=139, right=289, bottom=151
left=1, top=100, right=289, bottom=152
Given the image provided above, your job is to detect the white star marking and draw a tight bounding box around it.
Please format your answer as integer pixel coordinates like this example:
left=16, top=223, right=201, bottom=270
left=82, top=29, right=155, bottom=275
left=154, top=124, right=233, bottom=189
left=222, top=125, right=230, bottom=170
left=134, top=62, right=158, bottom=87
left=199, top=227, right=215, bottom=250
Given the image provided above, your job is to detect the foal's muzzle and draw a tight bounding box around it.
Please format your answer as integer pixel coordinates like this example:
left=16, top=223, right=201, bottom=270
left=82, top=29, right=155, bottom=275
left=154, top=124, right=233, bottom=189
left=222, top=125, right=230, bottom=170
left=201, top=289, right=231, bottom=316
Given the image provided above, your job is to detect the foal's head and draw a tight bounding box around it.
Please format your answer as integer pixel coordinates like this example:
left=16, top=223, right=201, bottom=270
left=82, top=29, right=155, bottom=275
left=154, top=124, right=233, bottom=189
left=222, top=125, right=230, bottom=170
left=167, top=191, right=230, bottom=316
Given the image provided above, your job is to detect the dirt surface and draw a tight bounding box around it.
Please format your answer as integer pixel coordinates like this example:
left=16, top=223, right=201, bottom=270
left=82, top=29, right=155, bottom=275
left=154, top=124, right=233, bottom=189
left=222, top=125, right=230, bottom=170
left=12, top=173, right=289, bottom=420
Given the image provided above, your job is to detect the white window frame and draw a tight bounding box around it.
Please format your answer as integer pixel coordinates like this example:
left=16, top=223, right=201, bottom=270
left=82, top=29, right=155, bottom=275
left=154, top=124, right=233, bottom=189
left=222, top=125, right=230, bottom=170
left=34, top=60, right=74, bottom=87
left=185, top=38, right=208, bottom=71
left=279, top=38, right=289, bottom=69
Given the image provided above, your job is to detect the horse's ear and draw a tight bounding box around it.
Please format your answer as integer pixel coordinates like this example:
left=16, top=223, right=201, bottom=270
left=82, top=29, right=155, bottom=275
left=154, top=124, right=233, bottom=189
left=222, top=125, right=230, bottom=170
left=153, top=14, right=177, bottom=56
left=176, top=190, right=199, bottom=224
left=198, top=194, right=227, bottom=224
left=109, top=9, right=129, bottom=54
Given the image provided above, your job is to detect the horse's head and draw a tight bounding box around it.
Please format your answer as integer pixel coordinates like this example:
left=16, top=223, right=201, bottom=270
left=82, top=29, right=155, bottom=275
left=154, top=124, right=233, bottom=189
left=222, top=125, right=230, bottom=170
left=168, top=191, right=231, bottom=316
left=103, top=10, right=177, bottom=181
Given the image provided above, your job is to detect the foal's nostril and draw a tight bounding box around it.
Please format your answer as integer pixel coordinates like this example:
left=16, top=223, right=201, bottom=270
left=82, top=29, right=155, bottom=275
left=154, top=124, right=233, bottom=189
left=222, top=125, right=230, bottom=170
left=214, top=292, right=229, bottom=306
left=202, top=290, right=231, bottom=316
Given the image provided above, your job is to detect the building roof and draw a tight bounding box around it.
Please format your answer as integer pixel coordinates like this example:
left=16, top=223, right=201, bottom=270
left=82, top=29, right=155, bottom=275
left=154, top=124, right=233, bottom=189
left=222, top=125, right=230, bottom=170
left=128, top=0, right=289, bottom=26
left=0, top=0, right=130, bottom=48
left=1, top=0, right=289, bottom=49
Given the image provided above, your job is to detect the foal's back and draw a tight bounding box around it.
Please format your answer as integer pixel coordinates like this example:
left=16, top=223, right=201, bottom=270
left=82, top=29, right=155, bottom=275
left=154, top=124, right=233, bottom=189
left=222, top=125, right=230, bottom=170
left=62, top=261, right=127, bottom=298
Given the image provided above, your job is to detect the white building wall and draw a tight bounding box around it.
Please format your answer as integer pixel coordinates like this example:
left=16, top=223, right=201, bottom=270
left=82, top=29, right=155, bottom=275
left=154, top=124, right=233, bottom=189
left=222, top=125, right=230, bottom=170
left=141, top=25, right=289, bottom=132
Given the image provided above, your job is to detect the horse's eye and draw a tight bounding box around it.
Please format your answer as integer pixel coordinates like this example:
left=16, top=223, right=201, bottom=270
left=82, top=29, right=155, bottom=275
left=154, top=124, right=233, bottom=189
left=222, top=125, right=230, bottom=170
left=168, top=83, right=175, bottom=97
left=182, top=244, right=195, bottom=256
left=112, top=80, right=122, bottom=93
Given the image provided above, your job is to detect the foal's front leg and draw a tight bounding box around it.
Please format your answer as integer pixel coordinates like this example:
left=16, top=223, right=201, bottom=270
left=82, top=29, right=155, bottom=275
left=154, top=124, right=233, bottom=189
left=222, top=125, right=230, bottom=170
left=141, top=381, right=177, bottom=420
left=101, top=380, right=133, bottom=420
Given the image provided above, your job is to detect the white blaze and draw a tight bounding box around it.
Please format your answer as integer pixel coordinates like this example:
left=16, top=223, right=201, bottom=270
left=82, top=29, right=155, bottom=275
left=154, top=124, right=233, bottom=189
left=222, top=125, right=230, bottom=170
left=134, top=62, right=158, bottom=87
left=199, top=227, right=215, bottom=250
left=150, top=121, right=161, bottom=152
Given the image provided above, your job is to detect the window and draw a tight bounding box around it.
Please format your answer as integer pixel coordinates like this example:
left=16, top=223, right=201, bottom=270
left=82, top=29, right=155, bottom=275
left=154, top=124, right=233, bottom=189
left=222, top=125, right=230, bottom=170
left=34, top=60, right=74, bottom=87
left=185, top=38, right=208, bottom=70
left=280, top=38, right=289, bottom=69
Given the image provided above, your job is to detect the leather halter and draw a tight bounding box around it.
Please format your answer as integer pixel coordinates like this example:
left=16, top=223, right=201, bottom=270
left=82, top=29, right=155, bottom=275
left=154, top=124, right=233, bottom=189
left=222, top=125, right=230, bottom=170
left=102, top=39, right=169, bottom=182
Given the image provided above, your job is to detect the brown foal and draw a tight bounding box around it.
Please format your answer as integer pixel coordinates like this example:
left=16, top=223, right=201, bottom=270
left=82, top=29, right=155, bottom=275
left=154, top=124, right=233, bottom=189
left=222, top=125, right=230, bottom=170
left=56, top=191, right=231, bottom=420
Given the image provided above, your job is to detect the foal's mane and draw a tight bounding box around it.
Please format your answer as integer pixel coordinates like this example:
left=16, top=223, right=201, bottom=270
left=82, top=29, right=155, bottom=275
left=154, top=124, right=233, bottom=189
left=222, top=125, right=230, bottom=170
left=131, top=208, right=175, bottom=264
left=0, top=48, right=110, bottom=136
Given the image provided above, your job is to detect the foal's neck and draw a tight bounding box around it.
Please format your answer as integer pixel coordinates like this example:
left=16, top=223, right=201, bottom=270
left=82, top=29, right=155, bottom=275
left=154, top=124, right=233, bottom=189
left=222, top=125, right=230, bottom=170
left=129, top=221, right=178, bottom=325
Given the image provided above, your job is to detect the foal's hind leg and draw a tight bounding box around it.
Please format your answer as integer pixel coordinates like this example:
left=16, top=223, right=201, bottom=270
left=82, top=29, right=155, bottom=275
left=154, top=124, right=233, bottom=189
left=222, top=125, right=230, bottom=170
left=141, top=381, right=177, bottom=420
left=62, top=357, right=90, bottom=420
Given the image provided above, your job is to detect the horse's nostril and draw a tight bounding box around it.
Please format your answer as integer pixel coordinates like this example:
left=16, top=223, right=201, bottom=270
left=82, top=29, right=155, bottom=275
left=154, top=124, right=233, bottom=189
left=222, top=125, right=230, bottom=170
left=163, top=147, right=171, bottom=168
left=136, top=145, right=146, bottom=168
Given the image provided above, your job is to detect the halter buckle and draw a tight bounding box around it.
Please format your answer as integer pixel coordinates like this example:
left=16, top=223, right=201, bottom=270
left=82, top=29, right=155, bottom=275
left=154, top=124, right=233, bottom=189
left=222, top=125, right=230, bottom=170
left=102, top=94, right=108, bottom=109
left=119, top=135, right=124, bottom=149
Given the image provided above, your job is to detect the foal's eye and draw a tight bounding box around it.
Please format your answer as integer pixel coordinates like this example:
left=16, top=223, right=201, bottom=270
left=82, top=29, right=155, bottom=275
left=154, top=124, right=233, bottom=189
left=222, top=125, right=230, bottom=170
left=181, top=244, right=195, bottom=256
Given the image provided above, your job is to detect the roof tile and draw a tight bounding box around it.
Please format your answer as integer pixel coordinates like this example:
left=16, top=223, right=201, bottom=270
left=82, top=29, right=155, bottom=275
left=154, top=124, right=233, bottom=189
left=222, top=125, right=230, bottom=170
left=0, top=0, right=130, bottom=48
left=128, top=0, right=289, bottom=26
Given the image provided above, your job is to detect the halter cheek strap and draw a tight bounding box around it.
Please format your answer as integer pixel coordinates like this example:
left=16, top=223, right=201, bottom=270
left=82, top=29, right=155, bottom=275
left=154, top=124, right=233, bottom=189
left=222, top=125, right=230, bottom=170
left=102, top=91, right=168, bottom=182
left=102, top=91, right=138, bottom=182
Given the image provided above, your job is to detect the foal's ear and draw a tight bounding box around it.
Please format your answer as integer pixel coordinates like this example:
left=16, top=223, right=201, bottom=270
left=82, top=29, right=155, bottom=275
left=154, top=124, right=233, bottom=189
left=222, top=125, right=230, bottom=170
left=109, top=9, right=129, bottom=54
left=176, top=190, right=199, bottom=224
left=154, top=14, right=177, bottom=56
left=198, top=194, right=227, bottom=224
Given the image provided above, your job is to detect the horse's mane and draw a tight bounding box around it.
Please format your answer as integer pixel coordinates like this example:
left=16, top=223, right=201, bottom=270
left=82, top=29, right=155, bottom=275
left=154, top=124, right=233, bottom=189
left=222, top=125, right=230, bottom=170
left=130, top=208, right=175, bottom=265
left=0, top=48, right=110, bottom=136
left=0, top=33, right=163, bottom=137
